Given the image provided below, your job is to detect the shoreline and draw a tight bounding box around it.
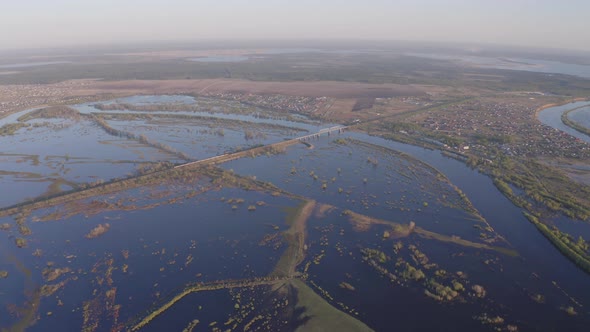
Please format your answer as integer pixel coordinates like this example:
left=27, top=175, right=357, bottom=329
left=535, top=97, right=590, bottom=117
left=562, top=106, right=590, bottom=137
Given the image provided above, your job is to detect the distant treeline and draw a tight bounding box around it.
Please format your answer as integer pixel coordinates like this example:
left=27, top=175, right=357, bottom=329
left=17, top=106, right=81, bottom=122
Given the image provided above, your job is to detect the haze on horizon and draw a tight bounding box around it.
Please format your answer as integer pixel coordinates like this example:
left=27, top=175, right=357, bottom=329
left=1, top=0, right=589, bottom=52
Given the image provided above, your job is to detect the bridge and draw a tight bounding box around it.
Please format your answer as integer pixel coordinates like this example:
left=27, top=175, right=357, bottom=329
left=175, top=125, right=347, bottom=170
left=297, top=125, right=347, bottom=141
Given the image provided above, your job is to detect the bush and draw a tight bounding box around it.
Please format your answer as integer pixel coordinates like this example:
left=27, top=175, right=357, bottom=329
left=15, top=238, right=27, bottom=248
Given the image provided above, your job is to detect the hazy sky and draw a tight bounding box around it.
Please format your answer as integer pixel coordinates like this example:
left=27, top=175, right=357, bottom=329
left=1, top=0, right=589, bottom=51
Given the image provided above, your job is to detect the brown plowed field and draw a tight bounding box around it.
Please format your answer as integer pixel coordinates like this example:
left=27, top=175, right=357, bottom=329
left=80, top=78, right=425, bottom=98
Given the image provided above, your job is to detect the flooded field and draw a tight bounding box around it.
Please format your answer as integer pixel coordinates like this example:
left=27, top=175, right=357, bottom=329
left=1, top=95, right=590, bottom=331
left=0, top=117, right=173, bottom=207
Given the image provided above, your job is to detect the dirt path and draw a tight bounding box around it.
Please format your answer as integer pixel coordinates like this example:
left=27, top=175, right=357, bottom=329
left=289, top=200, right=316, bottom=276
left=270, top=199, right=316, bottom=278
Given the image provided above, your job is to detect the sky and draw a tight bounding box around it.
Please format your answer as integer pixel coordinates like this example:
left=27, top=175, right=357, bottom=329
left=1, top=0, right=589, bottom=51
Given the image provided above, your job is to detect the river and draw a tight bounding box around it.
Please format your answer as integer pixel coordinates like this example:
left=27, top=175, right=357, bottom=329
left=538, top=101, right=590, bottom=143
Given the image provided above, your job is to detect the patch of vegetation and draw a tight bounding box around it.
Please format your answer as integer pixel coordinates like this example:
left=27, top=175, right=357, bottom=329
left=561, top=306, right=578, bottom=316
left=361, top=248, right=388, bottom=264
left=424, top=279, right=459, bottom=301
left=85, top=223, right=111, bottom=239
left=18, top=225, right=32, bottom=236
left=531, top=293, right=545, bottom=303
left=17, top=106, right=81, bottom=122
left=333, top=138, right=348, bottom=145
left=490, top=157, right=590, bottom=221
left=399, top=262, right=425, bottom=281
left=339, top=282, right=356, bottom=291
left=474, top=314, right=506, bottom=326
left=472, top=284, right=487, bottom=298
left=41, top=266, right=71, bottom=282
left=15, top=237, right=28, bottom=248
left=452, top=280, right=465, bottom=292
left=0, top=122, right=29, bottom=136
left=524, top=213, right=590, bottom=274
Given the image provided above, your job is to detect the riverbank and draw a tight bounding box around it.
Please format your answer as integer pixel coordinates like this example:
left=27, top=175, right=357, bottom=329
left=562, top=106, right=590, bottom=137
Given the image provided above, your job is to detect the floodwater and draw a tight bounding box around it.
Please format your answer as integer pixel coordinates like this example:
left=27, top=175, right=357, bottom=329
left=0, top=95, right=322, bottom=207
left=0, top=118, right=173, bottom=207
left=0, top=186, right=296, bottom=331
left=1, top=95, right=589, bottom=331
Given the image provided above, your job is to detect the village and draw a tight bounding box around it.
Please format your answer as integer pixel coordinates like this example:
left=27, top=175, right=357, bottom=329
left=418, top=98, right=590, bottom=160
left=205, top=92, right=332, bottom=117
left=0, top=80, right=95, bottom=116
